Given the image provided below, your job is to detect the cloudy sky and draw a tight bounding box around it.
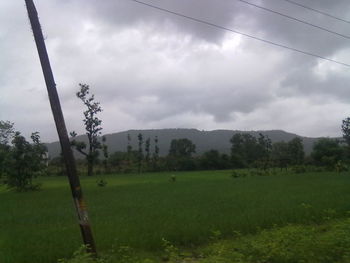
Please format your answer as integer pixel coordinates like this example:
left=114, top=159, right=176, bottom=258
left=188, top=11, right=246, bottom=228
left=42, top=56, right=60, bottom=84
left=1, top=0, right=350, bottom=142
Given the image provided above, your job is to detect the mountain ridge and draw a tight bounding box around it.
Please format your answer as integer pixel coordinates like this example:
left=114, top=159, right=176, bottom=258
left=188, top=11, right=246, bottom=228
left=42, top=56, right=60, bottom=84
left=45, top=128, right=329, bottom=159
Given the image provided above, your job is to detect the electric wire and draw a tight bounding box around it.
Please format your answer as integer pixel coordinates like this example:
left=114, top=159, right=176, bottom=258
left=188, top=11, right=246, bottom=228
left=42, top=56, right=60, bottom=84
left=278, top=0, right=350, bottom=24
left=128, top=0, right=350, bottom=67
left=236, top=0, right=350, bottom=40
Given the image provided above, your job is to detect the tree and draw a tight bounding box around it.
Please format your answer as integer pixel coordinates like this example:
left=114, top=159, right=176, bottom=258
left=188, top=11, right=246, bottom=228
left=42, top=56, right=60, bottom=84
left=0, top=121, right=15, bottom=178
left=271, top=141, right=290, bottom=170
left=256, top=133, right=272, bottom=169
left=5, top=132, right=47, bottom=191
left=167, top=138, right=196, bottom=171
left=230, top=133, right=246, bottom=168
left=126, top=133, right=133, bottom=170
left=311, top=138, right=344, bottom=167
left=127, top=133, right=132, bottom=159
left=342, top=117, right=350, bottom=146
left=342, top=117, right=350, bottom=160
left=152, top=136, right=160, bottom=171
left=48, top=152, right=65, bottom=176
left=230, top=133, right=270, bottom=168
left=137, top=133, right=144, bottom=173
left=145, top=137, right=151, bottom=165
left=168, top=138, right=196, bottom=158
left=288, top=137, right=305, bottom=165
left=0, top=120, right=15, bottom=145
left=102, top=136, right=109, bottom=173
left=108, top=151, right=127, bottom=171
left=200, top=149, right=231, bottom=170
left=70, top=84, right=103, bottom=177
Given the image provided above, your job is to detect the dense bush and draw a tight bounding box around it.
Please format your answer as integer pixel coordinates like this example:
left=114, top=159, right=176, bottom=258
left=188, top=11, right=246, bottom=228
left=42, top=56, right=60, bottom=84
left=60, top=218, right=350, bottom=263
left=201, top=218, right=350, bottom=263
left=4, top=132, right=46, bottom=191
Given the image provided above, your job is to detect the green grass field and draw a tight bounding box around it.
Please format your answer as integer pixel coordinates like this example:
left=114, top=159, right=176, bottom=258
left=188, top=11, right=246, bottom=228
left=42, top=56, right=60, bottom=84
left=1, top=170, right=350, bottom=263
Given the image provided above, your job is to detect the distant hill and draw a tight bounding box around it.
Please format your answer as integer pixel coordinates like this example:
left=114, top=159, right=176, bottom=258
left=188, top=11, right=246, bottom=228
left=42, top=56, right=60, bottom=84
left=45, top=128, right=327, bottom=159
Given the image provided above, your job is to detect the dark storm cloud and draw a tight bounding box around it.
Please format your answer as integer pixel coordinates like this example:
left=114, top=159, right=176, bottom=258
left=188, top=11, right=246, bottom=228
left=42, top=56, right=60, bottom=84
left=280, top=64, right=350, bottom=101
left=1, top=0, right=350, bottom=141
left=77, top=0, right=240, bottom=43
left=71, top=0, right=350, bottom=56
left=240, top=0, right=350, bottom=55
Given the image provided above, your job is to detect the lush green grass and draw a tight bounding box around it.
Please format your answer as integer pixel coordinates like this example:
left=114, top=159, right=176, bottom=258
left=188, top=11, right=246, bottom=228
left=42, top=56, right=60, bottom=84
left=197, top=217, right=350, bottom=263
left=1, top=170, right=350, bottom=263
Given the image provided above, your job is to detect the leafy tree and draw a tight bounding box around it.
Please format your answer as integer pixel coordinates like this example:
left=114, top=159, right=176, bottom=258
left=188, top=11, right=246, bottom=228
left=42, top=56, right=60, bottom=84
left=342, top=117, right=350, bottom=160
left=230, top=133, right=246, bottom=168
left=48, top=152, right=65, bottom=176
left=256, top=133, right=272, bottom=169
left=288, top=137, right=305, bottom=165
left=200, top=149, right=231, bottom=170
left=342, top=117, right=350, bottom=146
left=125, top=133, right=133, bottom=170
left=108, top=151, right=127, bottom=171
left=70, top=84, right=103, bottom=177
left=0, top=120, right=15, bottom=145
left=271, top=141, right=290, bottom=170
left=5, top=132, right=47, bottom=191
left=257, top=133, right=272, bottom=158
left=271, top=137, right=304, bottom=169
left=200, top=150, right=220, bottom=170
left=168, top=138, right=196, bottom=158
left=127, top=133, right=132, bottom=159
left=230, top=133, right=269, bottom=168
left=137, top=133, right=144, bottom=173
left=0, top=121, right=15, bottom=178
left=167, top=138, right=196, bottom=171
left=102, top=136, right=109, bottom=173
left=311, top=138, right=344, bottom=167
left=145, top=137, right=151, bottom=165
left=152, top=136, right=160, bottom=170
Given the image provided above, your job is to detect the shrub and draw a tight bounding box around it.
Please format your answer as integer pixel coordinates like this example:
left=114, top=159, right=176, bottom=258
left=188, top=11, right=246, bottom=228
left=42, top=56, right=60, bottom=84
left=291, top=165, right=307, bottom=174
left=335, top=161, right=348, bottom=173
left=201, top=219, right=350, bottom=263
left=5, top=132, right=46, bottom=191
left=170, top=174, right=176, bottom=182
left=231, top=170, right=247, bottom=178
left=58, top=245, right=155, bottom=263
left=97, top=179, right=107, bottom=187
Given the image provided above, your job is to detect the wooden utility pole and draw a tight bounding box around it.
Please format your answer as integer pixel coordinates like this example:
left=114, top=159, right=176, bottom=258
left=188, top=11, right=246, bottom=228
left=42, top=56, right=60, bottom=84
left=24, top=0, right=97, bottom=255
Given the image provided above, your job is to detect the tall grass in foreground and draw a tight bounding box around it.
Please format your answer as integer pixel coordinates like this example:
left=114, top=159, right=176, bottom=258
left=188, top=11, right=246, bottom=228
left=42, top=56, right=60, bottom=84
left=0, top=170, right=350, bottom=263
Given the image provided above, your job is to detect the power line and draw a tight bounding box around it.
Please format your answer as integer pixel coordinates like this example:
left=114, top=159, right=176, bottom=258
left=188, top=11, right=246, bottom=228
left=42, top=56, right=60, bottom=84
left=236, top=0, right=350, bottom=40
left=128, top=0, right=350, bottom=68
left=278, top=0, right=350, bottom=24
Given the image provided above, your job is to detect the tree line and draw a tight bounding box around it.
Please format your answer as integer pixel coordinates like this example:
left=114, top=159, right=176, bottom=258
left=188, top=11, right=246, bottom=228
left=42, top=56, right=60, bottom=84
left=1, top=83, right=350, bottom=191
left=49, top=129, right=350, bottom=175
left=1, top=117, right=350, bottom=191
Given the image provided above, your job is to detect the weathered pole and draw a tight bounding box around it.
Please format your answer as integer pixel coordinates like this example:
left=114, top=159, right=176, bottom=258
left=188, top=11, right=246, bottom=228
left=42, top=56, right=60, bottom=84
left=24, top=0, right=97, bottom=255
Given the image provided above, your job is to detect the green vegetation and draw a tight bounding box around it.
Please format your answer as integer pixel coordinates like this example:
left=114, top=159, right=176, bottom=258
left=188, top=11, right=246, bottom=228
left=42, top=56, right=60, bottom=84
left=60, top=218, right=350, bottom=263
left=0, top=121, right=47, bottom=191
left=1, top=170, right=350, bottom=263
left=70, top=84, right=105, bottom=177
left=48, top=128, right=348, bottom=175
left=198, top=217, right=350, bottom=263
left=1, top=118, right=350, bottom=262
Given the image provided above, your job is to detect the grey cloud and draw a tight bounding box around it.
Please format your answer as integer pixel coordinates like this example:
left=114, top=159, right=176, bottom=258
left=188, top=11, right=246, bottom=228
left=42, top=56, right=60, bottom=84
left=279, top=65, right=350, bottom=102
left=70, top=0, right=350, bottom=58
left=77, top=0, right=240, bottom=43
left=1, top=0, right=350, bottom=142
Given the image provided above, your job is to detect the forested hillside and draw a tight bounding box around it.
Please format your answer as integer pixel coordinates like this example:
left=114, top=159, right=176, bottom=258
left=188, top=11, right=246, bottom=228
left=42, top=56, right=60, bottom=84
left=46, top=128, right=323, bottom=159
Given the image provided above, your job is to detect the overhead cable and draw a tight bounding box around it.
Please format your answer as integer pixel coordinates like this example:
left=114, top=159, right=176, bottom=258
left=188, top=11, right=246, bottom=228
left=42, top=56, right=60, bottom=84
left=236, top=0, right=350, bottom=40
left=279, top=0, right=350, bottom=24
left=128, top=0, right=350, bottom=67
